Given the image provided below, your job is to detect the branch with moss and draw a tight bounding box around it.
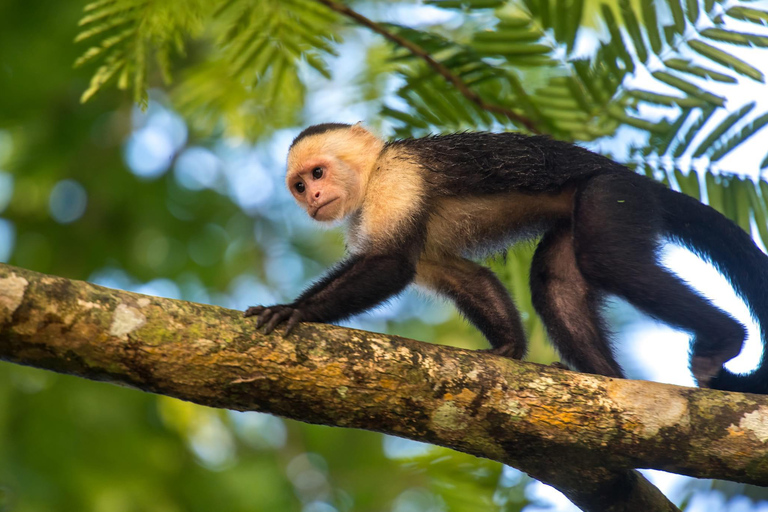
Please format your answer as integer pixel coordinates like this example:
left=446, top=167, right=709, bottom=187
left=312, top=0, right=540, bottom=134
left=3, top=262, right=768, bottom=510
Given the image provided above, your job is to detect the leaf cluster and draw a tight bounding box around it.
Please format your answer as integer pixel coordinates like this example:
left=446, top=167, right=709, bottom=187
left=76, top=0, right=768, bottom=163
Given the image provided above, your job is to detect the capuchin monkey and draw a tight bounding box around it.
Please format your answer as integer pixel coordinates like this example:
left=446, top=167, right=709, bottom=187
left=245, top=122, right=768, bottom=394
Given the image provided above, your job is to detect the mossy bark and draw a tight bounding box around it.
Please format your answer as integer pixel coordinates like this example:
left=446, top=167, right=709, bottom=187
left=3, top=263, right=768, bottom=510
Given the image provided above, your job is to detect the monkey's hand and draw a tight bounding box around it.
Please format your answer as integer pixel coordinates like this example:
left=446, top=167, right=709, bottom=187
left=244, top=305, right=304, bottom=335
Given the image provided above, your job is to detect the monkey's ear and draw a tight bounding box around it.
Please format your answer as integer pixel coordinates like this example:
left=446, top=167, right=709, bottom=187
left=350, top=122, right=371, bottom=135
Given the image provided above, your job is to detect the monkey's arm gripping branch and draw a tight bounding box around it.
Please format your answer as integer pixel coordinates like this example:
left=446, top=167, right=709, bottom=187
left=246, top=252, right=416, bottom=334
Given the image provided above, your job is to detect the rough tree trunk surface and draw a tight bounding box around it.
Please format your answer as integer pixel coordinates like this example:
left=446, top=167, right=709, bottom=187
left=2, top=263, right=768, bottom=511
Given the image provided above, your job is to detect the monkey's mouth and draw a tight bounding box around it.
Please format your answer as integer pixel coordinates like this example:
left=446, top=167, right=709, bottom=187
left=312, top=198, right=339, bottom=218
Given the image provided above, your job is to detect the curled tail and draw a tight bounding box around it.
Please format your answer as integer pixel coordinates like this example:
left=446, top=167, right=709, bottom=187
left=659, top=185, right=768, bottom=394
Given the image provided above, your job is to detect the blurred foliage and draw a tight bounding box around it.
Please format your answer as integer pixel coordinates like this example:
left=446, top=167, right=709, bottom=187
left=3, top=0, right=768, bottom=511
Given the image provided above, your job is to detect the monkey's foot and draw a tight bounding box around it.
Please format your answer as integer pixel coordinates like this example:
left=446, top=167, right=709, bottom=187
left=244, top=305, right=303, bottom=335
left=548, top=361, right=571, bottom=371
left=479, top=345, right=525, bottom=360
left=691, top=355, right=726, bottom=388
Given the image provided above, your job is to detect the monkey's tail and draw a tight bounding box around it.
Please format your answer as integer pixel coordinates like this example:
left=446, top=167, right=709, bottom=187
left=659, top=185, right=768, bottom=394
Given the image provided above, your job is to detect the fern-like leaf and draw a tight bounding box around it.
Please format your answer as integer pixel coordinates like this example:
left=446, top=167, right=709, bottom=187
left=75, top=0, right=207, bottom=104
left=688, top=39, right=764, bottom=82
left=692, top=102, right=755, bottom=158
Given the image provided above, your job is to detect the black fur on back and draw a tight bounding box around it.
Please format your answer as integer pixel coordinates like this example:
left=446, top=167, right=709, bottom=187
left=386, top=132, right=630, bottom=195
left=292, top=123, right=352, bottom=148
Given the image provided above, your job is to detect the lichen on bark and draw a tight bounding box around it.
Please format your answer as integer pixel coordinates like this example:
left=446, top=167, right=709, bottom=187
left=2, top=262, right=768, bottom=511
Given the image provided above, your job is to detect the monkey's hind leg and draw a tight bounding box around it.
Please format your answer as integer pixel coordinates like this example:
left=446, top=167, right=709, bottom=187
left=530, top=222, right=624, bottom=378
left=573, top=173, right=746, bottom=386
left=416, top=257, right=528, bottom=359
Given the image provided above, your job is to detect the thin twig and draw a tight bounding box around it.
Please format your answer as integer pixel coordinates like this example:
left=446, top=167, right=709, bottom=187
left=313, top=0, right=540, bottom=133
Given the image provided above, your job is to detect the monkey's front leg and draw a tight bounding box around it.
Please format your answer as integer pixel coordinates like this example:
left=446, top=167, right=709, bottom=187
left=245, top=252, right=417, bottom=335
left=415, top=257, right=528, bottom=359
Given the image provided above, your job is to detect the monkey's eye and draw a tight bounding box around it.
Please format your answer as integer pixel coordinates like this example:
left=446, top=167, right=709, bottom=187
left=312, top=167, right=323, bottom=179
left=295, top=182, right=305, bottom=194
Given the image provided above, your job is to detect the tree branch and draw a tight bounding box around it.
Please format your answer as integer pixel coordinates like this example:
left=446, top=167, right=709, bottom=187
left=3, top=262, right=768, bottom=510
left=313, top=0, right=541, bottom=134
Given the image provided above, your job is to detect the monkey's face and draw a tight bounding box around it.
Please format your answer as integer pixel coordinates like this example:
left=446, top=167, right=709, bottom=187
left=286, top=155, right=362, bottom=223
left=286, top=125, right=383, bottom=223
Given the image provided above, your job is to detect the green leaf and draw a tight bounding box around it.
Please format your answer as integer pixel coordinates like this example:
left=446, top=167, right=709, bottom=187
left=685, top=0, right=699, bottom=24
left=495, top=14, right=533, bottom=29
left=532, top=95, right=580, bottom=109
left=472, top=42, right=552, bottom=56
left=74, top=28, right=134, bottom=68
left=701, top=28, right=768, bottom=48
left=221, top=4, right=257, bottom=46
left=212, top=0, right=239, bottom=18
left=74, top=13, right=135, bottom=42
left=641, top=0, right=662, bottom=54
left=663, top=24, right=677, bottom=45
left=83, top=0, right=119, bottom=12
left=710, top=112, right=768, bottom=162
left=304, top=52, right=332, bottom=79
left=705, top=172, right=724, bottom=212
left=639, top=163, right=655, bottom=180
left=80, top=52, right=126, bottom=102
left=265, top=54, right=289, bottom=103
left=540, top=0, right=552, bottom=29
left=572, top=59, right=608, bottom=103
left=536, top=83, right=571, bottom=98
left=667, top=0, right=686, bottom=34
left=745, top=180, right=768, bottom=249
left=564, top=76, right=593, bottom=113
left=600, top=5, right=634, bottom=73
left=674, top=168, right=701, bottom=200
left=762, top=153, right=768, bottom=170
left=381, top=106, right=430, bottom=128
left=284, top=0, right=340, bottom=25
left=555, top=0, right=568, bottom=43
left=692, top=102, right=755, bottom=157
left=663, top=58, right=737, bottom=83
left=626, top=89, right=705, bottom=108
left=651, top=71, right=724, bottom=106
left=761, top=182, right=768, bottom=207
left=473, top=31, right=541, bottom=44
left=565, top=0, right=585, bottom=52
left=504, top=70, right=546, bottom=125
left=619, top=0, right=647, bottom=63
left=688, top=39, right=764, bottom=82
left=425, top=0, right=505, bottom=8
left=733, top=179, right=752, bottom=233
left=79, top=1, right=135, bottom=27
left=726, top=6, right=768, bottom=26
left=656, top=108, right=694, bottom=155
left=721, top=175, right=737, bottom=224
left=673, top=107, right=715, bottom=157
left=231, top=35, right=269, bottom=77
left=607, top=104, right=667, bottom=132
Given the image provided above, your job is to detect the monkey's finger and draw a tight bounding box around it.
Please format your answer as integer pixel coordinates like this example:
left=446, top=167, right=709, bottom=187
left=284, top=310, right=303, bottom=335
left=263, top=309, right=293, bottom=334
left=256, top=308, right=273, bottom=329
left=244, top=305, right=265, bottom=318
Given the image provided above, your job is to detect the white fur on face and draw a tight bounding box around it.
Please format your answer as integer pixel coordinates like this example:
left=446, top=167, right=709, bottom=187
left=286, top=126, right=384, bottom=223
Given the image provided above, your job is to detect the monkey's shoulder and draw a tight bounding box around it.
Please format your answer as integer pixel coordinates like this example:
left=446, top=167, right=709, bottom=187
left=345, top=151, right=427, bottom=253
